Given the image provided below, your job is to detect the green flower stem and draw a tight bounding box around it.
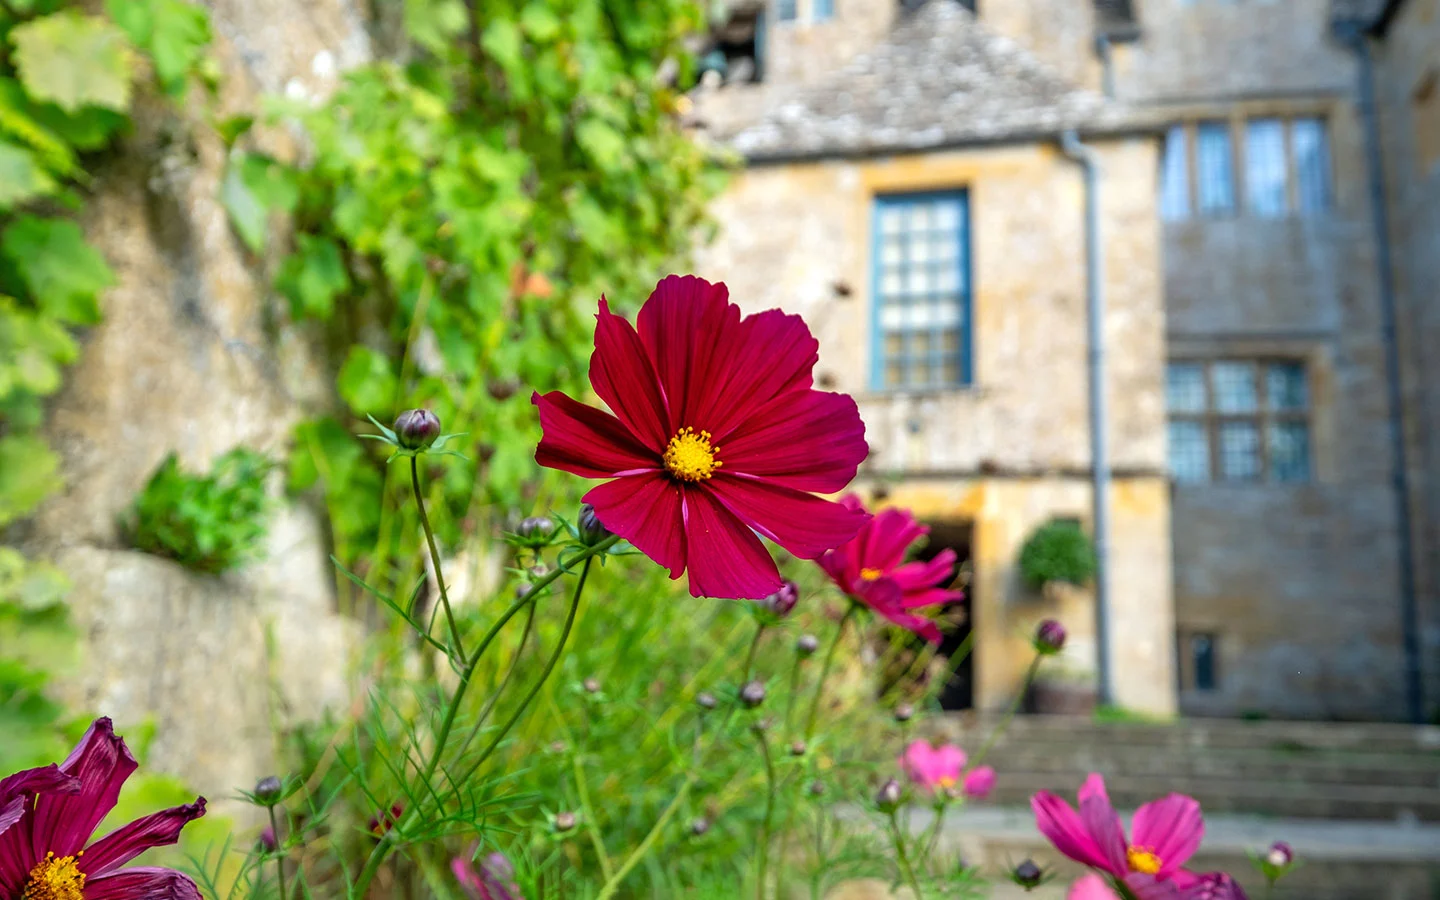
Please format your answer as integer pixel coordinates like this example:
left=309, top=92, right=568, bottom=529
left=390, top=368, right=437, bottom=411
left=887, top=810, right=926, bottom=900
left=919, top=799, right=947, bottom=860
left=804, top=602, right=859, bottom=742
left=573, top=746, right=616, bottom=881
left=411, top=456, right=465, bottom=659
left=754, top=727, right=778, bottom=900
left=267, top=804, right=286, bottom=900
left=784, top=655, right=803, bottom=736
left=969, top=652, right=1043, bottom=770
left=742, top=620, right=767, bottom=682
left=451, top=593, right=536, bottom=763
left=349, top=535, right=619, bottom=900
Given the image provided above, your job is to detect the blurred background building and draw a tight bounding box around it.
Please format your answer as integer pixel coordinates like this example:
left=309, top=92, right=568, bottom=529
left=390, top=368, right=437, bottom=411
left=690, top=0, right=1440, bottom=724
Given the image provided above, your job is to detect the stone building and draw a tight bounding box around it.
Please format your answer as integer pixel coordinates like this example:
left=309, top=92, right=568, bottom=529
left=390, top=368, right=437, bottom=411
left=691, top=0, right=1440, bottom=721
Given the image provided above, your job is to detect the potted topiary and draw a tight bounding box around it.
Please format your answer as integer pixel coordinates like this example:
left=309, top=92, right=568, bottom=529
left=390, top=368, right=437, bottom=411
left=1018, top=519, right=1096, bottom=602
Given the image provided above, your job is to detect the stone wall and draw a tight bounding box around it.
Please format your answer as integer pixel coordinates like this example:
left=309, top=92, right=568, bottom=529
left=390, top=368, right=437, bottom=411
left=694, top=138, right=1175, bottom=714
left=23, top=0, right=368, bottom=822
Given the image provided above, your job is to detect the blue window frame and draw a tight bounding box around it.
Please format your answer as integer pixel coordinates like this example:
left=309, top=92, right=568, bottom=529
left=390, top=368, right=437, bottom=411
left=1160, top=125, right=1191, bottom=221
left=814, top=0, right=835, bottom=21
left=1166, top=359, right=1311, bottom=484
left=1292, top=118, right=1331, bottom=214
left=1245, top=119, right=1287, bottom=217
left=871, top=192, right=972, bottom=391
left=1196, top=121, right=1236, bottom=216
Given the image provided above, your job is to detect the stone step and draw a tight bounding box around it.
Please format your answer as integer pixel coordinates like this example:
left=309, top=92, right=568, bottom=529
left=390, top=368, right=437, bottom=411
left=986, top=747, right=1440, bottom=788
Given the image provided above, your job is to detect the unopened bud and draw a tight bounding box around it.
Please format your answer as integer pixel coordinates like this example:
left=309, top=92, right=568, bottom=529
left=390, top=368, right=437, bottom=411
left=1265, top=841, right=1293, bottom=868
left=554, top=811, right=577, bottom=832
left=549, top=741, right=566, bottom=754
left=257, top=825, right=277, bottom=853
left=790, top=740, right=807, bottom=757
left=696, top=691, right=718, bottom=710
left=516, top=582, right=534, bottom=599
left=807, top=780, right=826, bottom=798
left=393, top=409, right=441, bottom=451
left=577, top=503, right=610, bottom=547
left=254, top=776, right=283, bottom=806
left=875, top=778, right=903, bottom=812
left=1012, top=860, right=1043, bottom=889
left=796, top=634, right=819, bottom=657
left=740, top=680, right=766, bottom=709
left=689, top=818, right=710, bottom=836
left=893, top=703, right=915, bottom=723
left=1035, top=619, right=1067, bottom=655
left=516, top=516, right=555, bottom=548
left=759, top=581, right=799, bottom=618
left=583, top=677, right=601, bottom=694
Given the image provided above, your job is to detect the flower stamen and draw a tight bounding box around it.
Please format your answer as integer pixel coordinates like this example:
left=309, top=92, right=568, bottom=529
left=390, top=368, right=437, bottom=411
left=663, top=427, right=721, bottom=482
left=1126, top=846, right=1163, bottom=875
left=860, top=567, right=883, bottom=581
left=23, top=851, right=86, bottom=900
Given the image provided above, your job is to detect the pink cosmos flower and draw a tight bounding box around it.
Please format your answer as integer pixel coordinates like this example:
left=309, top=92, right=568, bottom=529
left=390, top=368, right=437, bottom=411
left=452, top=846, right=520, bottom=900
left=1033, top=774, right=1248, bottom=900
left=0, top=717, right=206, bottom=900
left=962, top=765, right=996, bottom=800
left=534, top=275, right=869, bottom=599
left=901, top=741, right=966, bottom=793
left=817, top=496, right=963, bottom=642
left=1070, top=874, right=1123, bottom=900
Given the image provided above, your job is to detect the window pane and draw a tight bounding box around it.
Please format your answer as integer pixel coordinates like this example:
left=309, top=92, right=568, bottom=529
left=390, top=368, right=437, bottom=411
left=1161, top=126, right=1191, bottom=221
left=1191, top=634, right=1217, bottom=691
left=1270, top=422, right=1311, bottom=483
left=1245, top=119, right=1287, bottom=217
left=1266, top=362, right=1308, bottom=411
left=1167, top=363, right=1207, bottom=413
left=776, top=0, right=797, bottom=20
left=1218, top=422, right=1261, bottom=481
left=1169, top=421, right=1210, bottom=484
left=1293, top=118, right=1331, bottom=214
left=1212, top=362, right=1257, bottom=412
left=1196, top=122, right=1236, bottom=216
left=814, top=0, right=834, bottom=20
left=874, top=193, right=969, bottom=390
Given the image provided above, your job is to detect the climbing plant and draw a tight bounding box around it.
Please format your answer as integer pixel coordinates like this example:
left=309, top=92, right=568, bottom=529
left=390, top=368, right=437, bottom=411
left=220, top=0, right=724, bottom=597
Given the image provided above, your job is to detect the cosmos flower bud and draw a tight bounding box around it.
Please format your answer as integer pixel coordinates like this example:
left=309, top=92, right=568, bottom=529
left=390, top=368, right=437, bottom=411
left=549, top=741, right=567, bottom=754
left=253, top=775, right=283, bottom=806
left=1011, top=859, right=1043, bottom=889
left=1265, top=841, right=1293, bottom=868
left=807, top=780, right=826, bottom=798
left=690, top=818, right=710, bottom=836
left=790, top=740, right=807, bottom=757
left=369, top=803, right=403, bottom=836
left=893, top=703, right=915, bottom=723
left=583, top=677, right=601, bottom=694
left=740, top=680, right=766, bottom=709
left=1034, top=619, right=1067, bottom=655
left=576, top=503, right=611, bottom=547
left=257, top=825, right=277, bottom=853
left=516, top=515, right=555, bottom=548
left=696, top=691, right=718, bottom=710
left=516, top=582, right=534, bottom=599
left=554, top=811, right=577, bottom=832
left=796, top=634, right=819, bottom=657
left=393, top=409, right=441, bottom=451
left=758, top=581, right=799, bottom=619
left=875, top=778, right=903, bottom=813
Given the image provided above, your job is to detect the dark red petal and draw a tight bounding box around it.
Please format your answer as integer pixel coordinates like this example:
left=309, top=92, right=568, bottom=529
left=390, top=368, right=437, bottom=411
left=590, top=297, right=671, bottom=450
left=80, top=798, right=206, bottom=877
left=854, top=508, right=928, bottom=574
left=31, top=718, right=137, bottom=859
left=718, top=390, right=868, bottom=493
left=692, top=308, right=820, bottom=441
left=635, top=275, right=738, bottom=428
left=83, top=866, right=203, bottom=900
left=533, top=391, right=660, bottom=478
left=681, top=488, right=783, bottom=599
left=0, top=798, right=22, bottom=841
left=0, top=765, right=79, bottom=808
left=707, top=476, right=868, bottom=560
left=582, top=473, right=687, bottom=581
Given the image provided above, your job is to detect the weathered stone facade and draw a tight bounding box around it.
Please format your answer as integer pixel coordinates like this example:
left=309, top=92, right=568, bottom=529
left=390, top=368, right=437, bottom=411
left=697, top=0, right=1440, bottom=721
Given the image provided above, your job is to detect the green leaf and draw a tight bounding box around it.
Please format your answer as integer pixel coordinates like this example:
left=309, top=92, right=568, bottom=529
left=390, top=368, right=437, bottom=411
left=480, top=18, right=524, bottom=78
left=10, top=12, right=134, bottom=113
left=575, top=119, right=626, bottom=173
left=336, top=346, right=396, bottom=415
left=1, top=216, right=114, bottom=325
left=276, top=234, right=350, bottom=321
left=0, top=434, right=62, bottom=528
left=403, top=0, right=468, bottom=54
left=0, top=83, right=78, bottom=177
left=106, top=0, right=211, bottom=98
left=0, top=140, right=58, bottom=208
left=519, top=4, right=562, bottom=42
left=220, top=153, right=295, bottom=252
left=214, top=114, right=254, bottom=148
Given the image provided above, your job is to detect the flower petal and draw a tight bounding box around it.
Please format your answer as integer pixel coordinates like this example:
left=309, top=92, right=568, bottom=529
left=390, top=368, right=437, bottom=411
left=934, top=744, right=968, bottom=780
left=680, top=487, right=782, bottom=599
left=533, top=391, right=659, bottom=478
left=0, top=764, right=79, bottom=808
left=582, top=473, right=686, bottom=580
left=691, top=307, right=820, bottom=440
left=855, top=508, right=929, bottom=574
left=80, top=798, right=206, bottom=877
left=590, top=297, right=671, bottom=450
left=635, top=274, right=738, bottom=429
left=1131, top=793, right=1204, bottom=876
left=962, top=766, right=996, bottom=799
left=890, top=551, right=959, bottom=593
left=1032, top=791, right=1111, bottom=869
left=1080, top=784, right=1130, bottom=879
left=717, top=390, right=868, bottom=492
left=31, top=718, right=137, bottom=858
left=83, top=866, right=202, bottom=900
left=0, top=798, right=22, bottom=841
left=1068, top=874, right=1122, bottom=900
left=706, top=475, right=868, bottom=560
left=1174, top=871, right=1249, bottom=900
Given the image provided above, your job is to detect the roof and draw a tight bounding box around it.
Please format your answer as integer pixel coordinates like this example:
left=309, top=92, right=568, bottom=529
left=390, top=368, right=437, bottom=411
left=715, top=0, right=1158, bottom=163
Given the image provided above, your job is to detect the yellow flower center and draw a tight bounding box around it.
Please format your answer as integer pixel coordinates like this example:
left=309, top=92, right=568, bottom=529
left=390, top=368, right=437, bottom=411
left=663, top=428, right=721, bottom=482
left=936, top=776, right=957, bottom=789
left=23, top=852, right=85, bottom=900
left=1127, top=846, right=1163, bottom=875
left=860, top=567, right=884, bottom=581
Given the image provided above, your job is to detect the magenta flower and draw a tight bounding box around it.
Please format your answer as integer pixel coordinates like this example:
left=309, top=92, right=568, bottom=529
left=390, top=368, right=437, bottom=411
left=1069, top=875, right=1123, bottom=900
left=962, top=765, right=997, bottom=800
left=534, top=275, right=869, bottom=599
left=817, top=496, right=963, bottom=642
left=0, top=717, right=206, bottom=900
left=901, top=740, right=966, bottom=793
left=452, top=846, right=520, bottom=900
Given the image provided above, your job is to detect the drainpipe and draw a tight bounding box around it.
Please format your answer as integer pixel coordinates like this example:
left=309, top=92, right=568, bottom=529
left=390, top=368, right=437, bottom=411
left=1338, top=24, right=1424, bottom=724
left=1062, top=129, right=1113, bottom=708
left=1095, top=33, right=1115, bottom=99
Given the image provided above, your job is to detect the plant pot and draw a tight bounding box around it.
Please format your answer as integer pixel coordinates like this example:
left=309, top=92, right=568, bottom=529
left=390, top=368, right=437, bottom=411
left=1029, top=680, right=1098, bottom=716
